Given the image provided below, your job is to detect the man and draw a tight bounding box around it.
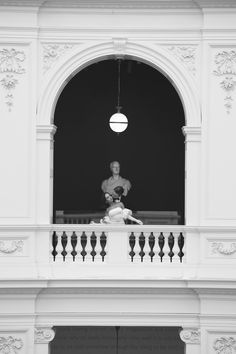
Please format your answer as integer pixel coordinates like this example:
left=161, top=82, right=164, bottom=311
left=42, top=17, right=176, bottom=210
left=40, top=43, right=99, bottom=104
left=101, top=161, right=131, bottom=199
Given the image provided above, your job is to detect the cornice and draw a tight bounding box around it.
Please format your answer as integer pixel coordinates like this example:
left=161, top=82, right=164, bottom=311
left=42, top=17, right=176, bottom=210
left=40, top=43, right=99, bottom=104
left=1, top=0, right=236, bottom=9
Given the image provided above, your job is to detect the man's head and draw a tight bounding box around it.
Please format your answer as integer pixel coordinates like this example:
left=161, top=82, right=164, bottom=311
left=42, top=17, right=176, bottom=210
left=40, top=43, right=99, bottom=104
left=110, top=161, right=120, bottom=176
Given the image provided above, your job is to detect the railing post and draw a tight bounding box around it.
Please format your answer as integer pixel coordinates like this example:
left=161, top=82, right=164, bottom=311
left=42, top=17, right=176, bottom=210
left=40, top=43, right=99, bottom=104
left=35, top=229, right=53, bottom=278
left=107, top=231, right=129, bottom=264
left=185, top=230, right=200, bottom=269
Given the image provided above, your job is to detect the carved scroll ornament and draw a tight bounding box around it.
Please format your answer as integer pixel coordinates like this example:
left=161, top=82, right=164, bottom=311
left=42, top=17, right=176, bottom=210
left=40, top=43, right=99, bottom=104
left=179, top=328, right=200, bottom=344
left=213, top=336, right=236, bottom=354
left=0, top=240, right=23, bottom=254
left=0, top=48, right=26, bottom=111
left=35, top=328, right=55, bottom=344
left=168, top=46, right=196, bottom=75
left=0, top=336, right=23, bottom=354
left=212, top=242, right=236, bottom=256
left=213, top=50, right=236, bottom=114
left=42, top=43, right=74, bottom=73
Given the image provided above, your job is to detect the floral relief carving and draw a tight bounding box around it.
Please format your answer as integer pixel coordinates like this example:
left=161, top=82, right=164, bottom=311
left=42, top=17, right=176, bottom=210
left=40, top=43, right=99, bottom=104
left=0, top=240, right=23, bottom=254
left=213, top=50, right=236, bottom=114
left=168, top=46, right=196, bottom=75
left=0, top=48, right=26, bottom=112
left=213, top=336, right=236, bottom=354
left=179, top=328, right=200, bottom=344
left=212, top=242, right=236, bottom=255
left=0, top=336, right=23, bottom=354
left=35, top=328, right=55, bottom=344
left=42, top=43, right=74, bottom=73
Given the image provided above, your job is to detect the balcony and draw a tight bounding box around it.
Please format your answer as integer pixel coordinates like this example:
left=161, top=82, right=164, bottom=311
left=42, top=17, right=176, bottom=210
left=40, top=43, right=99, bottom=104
left=1, top=223, right=236, bottom=281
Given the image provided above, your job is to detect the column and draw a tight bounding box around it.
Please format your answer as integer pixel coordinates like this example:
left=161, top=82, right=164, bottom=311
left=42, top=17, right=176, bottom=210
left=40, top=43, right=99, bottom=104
left=182, top=126, right=201, bottom=225
left=179, top=328, right=201, bottom=354
left=35, top=327, right=55, bottom=354
left=36, top=124, right=57, bottom=224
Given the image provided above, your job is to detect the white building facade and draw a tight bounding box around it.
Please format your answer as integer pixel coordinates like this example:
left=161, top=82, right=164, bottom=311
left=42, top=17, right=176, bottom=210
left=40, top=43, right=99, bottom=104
left=0, top=0, right=236, bottom=353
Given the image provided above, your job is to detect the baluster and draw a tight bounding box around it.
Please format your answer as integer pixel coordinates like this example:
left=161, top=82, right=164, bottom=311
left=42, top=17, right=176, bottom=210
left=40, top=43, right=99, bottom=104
left=162, top=232, right=169, bottom=263
left=168, top=232, right=175, bottom=262
left=132, top=233, right=140, bottom=262
left=100, top=232, right=107, bottom=262
left=143, top=233, right=150, bottom=262
left=172, top=232, right=179, bottom=263
left=148, top=232, right=155, bottom=262
left=158, top=232, right=165, bottom=262
left=71, top=231, right=78, bottom=261
left=51, top=231, right=58, bottom=262
left=66, top=231, right=73, bottom=262
left=61, top=231, right=68, bottom=261
left=153, top=232, right=160, bottom=263
left=139, top=232, right=145, bottom=262
left=55, top=231, right=64, bottom=263
left=178, top=232, right=185, bottom=263
left=96, top=232, right=102, bottom=262
left=129, top=232, right=136, bottom=262
left=90, top=231, right=97, bottom=262
left=85, top=232, right=92, bottom=262
left=76, top=231, right=83, bottom=262
left=80, top=231, right=87, bottom=262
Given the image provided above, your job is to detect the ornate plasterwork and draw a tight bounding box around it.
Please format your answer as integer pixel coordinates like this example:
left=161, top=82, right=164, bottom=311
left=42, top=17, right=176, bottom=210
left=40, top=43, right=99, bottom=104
left=42, top=43, right=74, bottom=73
left=0, top=48, right=26, bottom=111
left=0, top=240, right=23, bottom=254
left=167, top=46, right=196, bottom=76
left=213, top=50, right=236, bottom=114
left=213, top=336, right=236, bottom=354
left=35, top=328, right=55, bottom=344
left=212, top=242, right=236, bottom=255
left=179, top=328, right=200, bottom=344
left=0, top=336, right=23, bottom=354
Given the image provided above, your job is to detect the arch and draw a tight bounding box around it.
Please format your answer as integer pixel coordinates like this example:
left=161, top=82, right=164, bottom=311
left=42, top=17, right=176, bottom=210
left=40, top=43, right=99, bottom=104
left=38, top=41, right=200, bottom=127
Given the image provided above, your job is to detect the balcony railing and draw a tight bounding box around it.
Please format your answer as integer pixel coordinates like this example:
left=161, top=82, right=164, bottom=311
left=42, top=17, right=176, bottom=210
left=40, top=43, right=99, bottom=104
left=51, top=228, right=184, bottom=263
left=1, top=224, right=236, bottom=280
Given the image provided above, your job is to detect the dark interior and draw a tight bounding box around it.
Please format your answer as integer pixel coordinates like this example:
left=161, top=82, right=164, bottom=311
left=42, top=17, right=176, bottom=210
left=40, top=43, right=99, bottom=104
left=53, top=59, right=185, bottom=223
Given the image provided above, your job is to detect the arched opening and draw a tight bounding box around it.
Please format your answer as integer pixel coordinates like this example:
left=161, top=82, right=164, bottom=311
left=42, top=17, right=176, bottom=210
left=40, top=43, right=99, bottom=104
left=53, top=58, right=185, bottom=224
left=50, top=326, right=185, bottom=354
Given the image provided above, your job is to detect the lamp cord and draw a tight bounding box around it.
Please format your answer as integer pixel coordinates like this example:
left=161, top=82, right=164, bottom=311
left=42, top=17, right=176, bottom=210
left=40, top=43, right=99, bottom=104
left=117, top=59, right=121, bottom=112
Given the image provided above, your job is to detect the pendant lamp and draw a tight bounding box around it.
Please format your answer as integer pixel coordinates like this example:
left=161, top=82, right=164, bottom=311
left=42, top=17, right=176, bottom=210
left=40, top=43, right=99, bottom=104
left=109, top=60, right=128, bottom=133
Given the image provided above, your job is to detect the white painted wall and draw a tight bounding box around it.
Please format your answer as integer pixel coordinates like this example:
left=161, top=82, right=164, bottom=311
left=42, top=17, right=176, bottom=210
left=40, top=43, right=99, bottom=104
left=0, top=3, right=236, bottom=354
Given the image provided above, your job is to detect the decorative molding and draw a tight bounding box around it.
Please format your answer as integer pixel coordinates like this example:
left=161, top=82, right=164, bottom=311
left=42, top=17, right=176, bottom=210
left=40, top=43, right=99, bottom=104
left=213, top=336, right=236, bottom=354
left=35, top=328, right=55, bottom=344
left=36, top=124, right=57, bottom=141
left=0, top=240, right=23, bottom=254
left=167, top=46, right=196, bottom=75
left=212, top=242, right=236, bottom=255
left=213, top=50, right=236, bottom=114
left=112, top=38, right=127, bottom=59
left=182, top=126, right=201, bottom=142
left=3, top=0, right=236, bottom=9
left=42, top=43, right=74, bottom=73
left=0, top=48, right=26, bottom=112
left=179, top=328, right=200, bottom=344
left=0, top=336, right=23, bottom=354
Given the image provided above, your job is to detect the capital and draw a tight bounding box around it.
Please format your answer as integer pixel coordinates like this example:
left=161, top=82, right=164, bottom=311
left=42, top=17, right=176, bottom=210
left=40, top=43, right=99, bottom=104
left=35, top=327, right=55, bottom=344
left=179, top=328, right=200, bottom=344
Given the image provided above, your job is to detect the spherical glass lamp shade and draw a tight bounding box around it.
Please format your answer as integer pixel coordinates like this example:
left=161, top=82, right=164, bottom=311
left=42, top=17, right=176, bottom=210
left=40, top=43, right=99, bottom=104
left=109, top=112, right=128, bottom=133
